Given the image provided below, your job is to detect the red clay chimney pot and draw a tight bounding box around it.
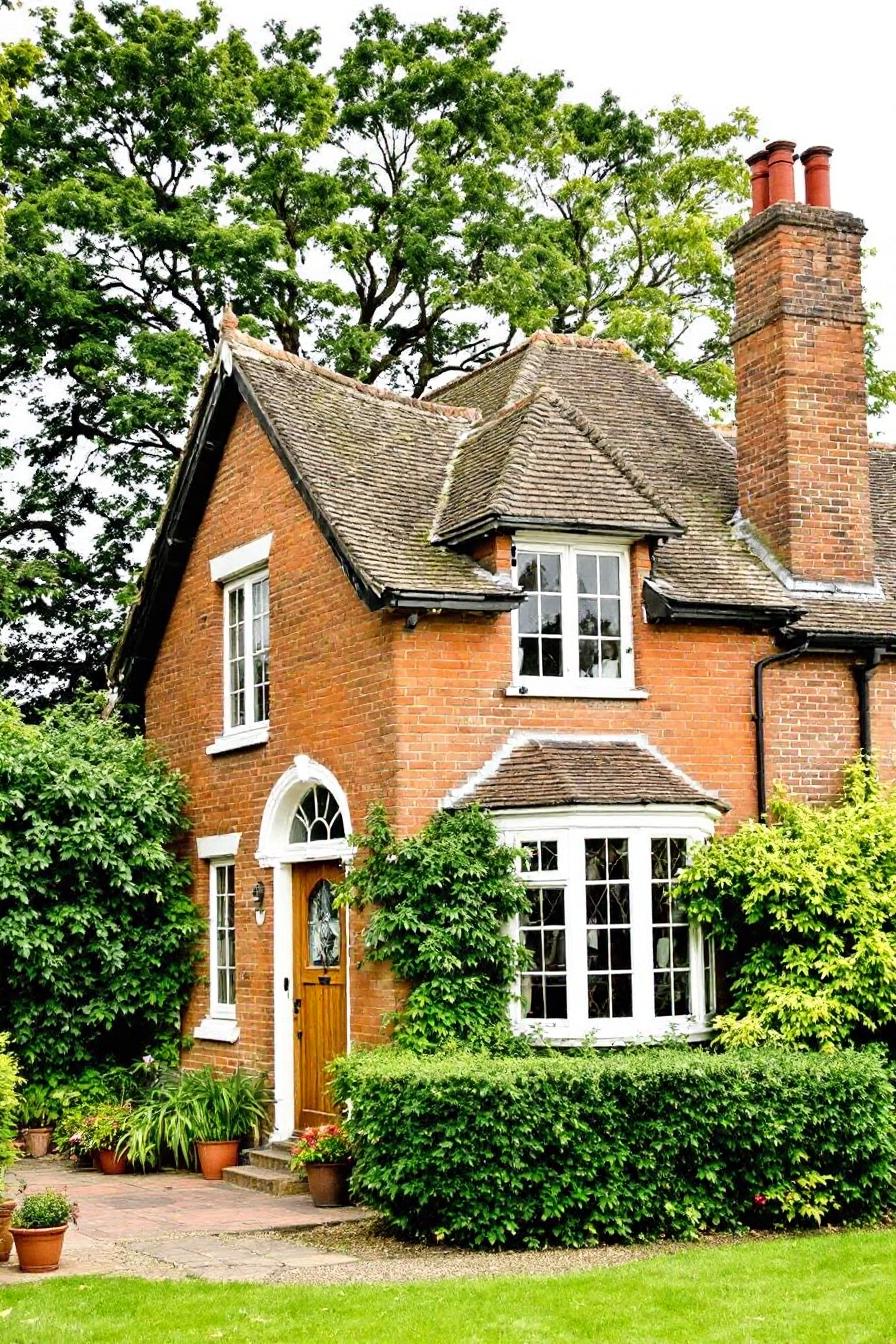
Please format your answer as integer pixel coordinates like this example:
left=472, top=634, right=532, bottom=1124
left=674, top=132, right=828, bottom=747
left=765, top=139, right=798, bottom=204
left=746, top=150, right=770, bottom=216
left=800, top=145, right=833, bottom=208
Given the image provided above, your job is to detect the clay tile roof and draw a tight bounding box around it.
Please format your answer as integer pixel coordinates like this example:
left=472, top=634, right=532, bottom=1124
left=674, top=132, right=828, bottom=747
left=446, top=735, right=727, bottom=812
left=228, top=335, right=514, bottom=605
left=432, top=386, right=682, bottom=544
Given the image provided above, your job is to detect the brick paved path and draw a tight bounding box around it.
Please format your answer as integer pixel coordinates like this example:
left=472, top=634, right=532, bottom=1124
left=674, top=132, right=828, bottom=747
left=1, top=1156, right=367, bottom=1282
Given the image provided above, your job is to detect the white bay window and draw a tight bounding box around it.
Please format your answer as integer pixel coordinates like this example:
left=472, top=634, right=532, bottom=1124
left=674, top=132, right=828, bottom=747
left=508, top=810, right=716, bottom=1042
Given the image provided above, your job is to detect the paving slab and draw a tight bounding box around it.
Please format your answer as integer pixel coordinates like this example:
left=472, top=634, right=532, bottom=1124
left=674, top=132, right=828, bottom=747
left=1, top=1156, right=369, bottom=1284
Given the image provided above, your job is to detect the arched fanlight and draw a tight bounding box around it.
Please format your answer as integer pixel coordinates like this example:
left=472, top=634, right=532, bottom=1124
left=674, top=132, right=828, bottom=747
left=289, top=784, right=346, bottom=844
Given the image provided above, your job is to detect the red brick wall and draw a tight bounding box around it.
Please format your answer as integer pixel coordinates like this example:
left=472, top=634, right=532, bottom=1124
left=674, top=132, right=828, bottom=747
left=730, top=204, right=873, bottom=584
left=144, top=405, right=889, bottom=1083
left=145, top=403, right=403, bottom=1071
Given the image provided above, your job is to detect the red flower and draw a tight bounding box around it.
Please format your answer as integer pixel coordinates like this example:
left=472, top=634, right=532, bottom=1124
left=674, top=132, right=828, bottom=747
left=753, top=1194, right=767, bottom=1206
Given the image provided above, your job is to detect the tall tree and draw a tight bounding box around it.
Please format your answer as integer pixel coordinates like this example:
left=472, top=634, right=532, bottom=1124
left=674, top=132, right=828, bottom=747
left=0, top=2, right=891, bottom=706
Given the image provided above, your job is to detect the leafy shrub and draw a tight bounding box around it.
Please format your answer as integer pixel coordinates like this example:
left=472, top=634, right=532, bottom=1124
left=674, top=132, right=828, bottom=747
left=339, top=805, right=530, bottom=1050
left=290, top=1123, right=351, bottom=1169
left=675, top=757, right=896, bottom=1049
left=12, top=1190, right=77, bottom=1229
left=332, top=1047, right=896, bottom=1248
left=121, top=1068, right=270, bottom=1169
left=0, top=1034, right=21, bottom=1188
left=0, top=696, right=201, bottom=1088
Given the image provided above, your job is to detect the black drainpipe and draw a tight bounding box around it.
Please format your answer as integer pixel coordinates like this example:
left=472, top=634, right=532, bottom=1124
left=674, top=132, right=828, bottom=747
left=853, top=647, right=883, bottom=757
left=753, top=641, right=811, bottom=822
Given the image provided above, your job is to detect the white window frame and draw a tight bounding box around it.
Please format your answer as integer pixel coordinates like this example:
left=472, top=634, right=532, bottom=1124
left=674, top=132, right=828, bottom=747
left=194, top=835, right=241, bottom=1044
left=207, top=535, right=273, bottom=756
left=222, top=570, right=270, bottom=732
left=507, top=532, right=644, bottom=700
left=501, top=805, right=717, bottom=1044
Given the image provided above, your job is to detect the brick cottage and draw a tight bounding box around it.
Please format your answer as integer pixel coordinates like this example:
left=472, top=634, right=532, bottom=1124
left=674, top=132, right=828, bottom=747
left=113, top=141, right=896, bottom=1140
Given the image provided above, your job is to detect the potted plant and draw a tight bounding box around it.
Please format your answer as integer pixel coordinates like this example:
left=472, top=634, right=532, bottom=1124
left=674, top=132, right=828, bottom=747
left=290, top=1123, right=353, bottom=1207
left=0, top=1034, right=21, bottom=1263
left=89, top=1102, right=132, bottom=1174
left=11, top=1189, right=78, bottom=1273
left=185, top=1068, right=270, bottom=1180
left=18, top=1084, right=58, bottom=1159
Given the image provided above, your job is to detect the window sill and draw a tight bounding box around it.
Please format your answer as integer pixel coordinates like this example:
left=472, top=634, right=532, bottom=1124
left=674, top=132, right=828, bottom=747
left=206, top=725, right=270, bottom=756
left=514, top=1021, right=713, bottom=1045
left=505, top=682, right=648, bottom=701
left=193, top=1017, right=240, bottom=1044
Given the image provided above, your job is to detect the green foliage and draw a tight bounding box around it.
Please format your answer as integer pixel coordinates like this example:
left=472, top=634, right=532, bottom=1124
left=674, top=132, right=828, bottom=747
left=11, top=1189, right=78, bottom=1230
left=0, top=694, right=200, bottom=1088
left=340, top=804, right=530, bottom=1051
left=332, top=1046, right=895, bottom=1248
left=0, top=2, right=811, bottom=706
left=674, top=757, right=896, bottom=1050
left=120, top=1068, right=270, bottom=1168
left=0, top=1033, right=21, bottom=1187
left=290, top=1122, right=352, bottom=1169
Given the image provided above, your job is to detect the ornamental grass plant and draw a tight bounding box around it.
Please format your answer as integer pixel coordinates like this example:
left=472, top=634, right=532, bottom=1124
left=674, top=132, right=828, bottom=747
left=120, top=1068, right=270, bottom=1169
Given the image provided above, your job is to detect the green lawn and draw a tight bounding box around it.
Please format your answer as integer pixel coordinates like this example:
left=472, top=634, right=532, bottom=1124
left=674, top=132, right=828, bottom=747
left=1, top=1228, right=894, bottom=1344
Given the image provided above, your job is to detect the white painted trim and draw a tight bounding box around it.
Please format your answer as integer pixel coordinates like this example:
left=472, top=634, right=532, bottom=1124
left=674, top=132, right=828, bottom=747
left=220, top=571, right=270, bottom=737
left=207, top=859, right=237, bottom=1022
left=510, top=535, right=636, bottom=694
left=499, top=808, right=717, bottom=1044
left=255, top=755, right=354, bottom=1140
left=505, top=683, right=648, bottom=700
left=209, top=533, right=273, bottom=584
left=196, top=832, right=241, bottom=860
left=193, top=1017, right=240, bottom=1044
left=207, top=725, right=270, bottom=756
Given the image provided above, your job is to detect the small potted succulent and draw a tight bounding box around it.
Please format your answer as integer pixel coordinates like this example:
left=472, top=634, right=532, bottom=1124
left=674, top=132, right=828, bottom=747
left=290, top=1122, right=353, bottom=1207
left=11, top=1189, right=78, bottom=1273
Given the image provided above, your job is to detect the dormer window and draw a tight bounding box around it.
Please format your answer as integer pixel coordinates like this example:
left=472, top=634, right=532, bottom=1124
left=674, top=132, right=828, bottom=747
left=509, top=535, right=639, bottom=698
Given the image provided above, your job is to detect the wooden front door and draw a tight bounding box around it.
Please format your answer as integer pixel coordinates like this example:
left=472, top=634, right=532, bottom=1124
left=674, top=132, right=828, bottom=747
left=292, top=862, right=347, bottom=1128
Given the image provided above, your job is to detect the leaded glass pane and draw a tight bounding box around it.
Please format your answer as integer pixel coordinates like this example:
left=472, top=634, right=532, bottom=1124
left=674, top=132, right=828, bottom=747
left=519, top=885, right=567, bottom=1020
left=651, top=837, right=692, bottom=1017
left=585, top=838, right=632, bottom=1019
left=289, top=786, right=346, bottom=845
left=308, top=879, right=341, bottom=967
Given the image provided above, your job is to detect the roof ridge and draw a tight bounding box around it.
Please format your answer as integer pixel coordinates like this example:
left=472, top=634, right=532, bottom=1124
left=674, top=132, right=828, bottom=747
left=226, top=331, right=481, bottom=422
left=527, top=387, right=684, bottom=531
left=427, top=330, right=636, bottom=407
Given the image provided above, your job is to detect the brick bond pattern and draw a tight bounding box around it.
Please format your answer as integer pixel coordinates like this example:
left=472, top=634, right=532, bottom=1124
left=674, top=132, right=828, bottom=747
left=146, top=399, right=896, bottom=1077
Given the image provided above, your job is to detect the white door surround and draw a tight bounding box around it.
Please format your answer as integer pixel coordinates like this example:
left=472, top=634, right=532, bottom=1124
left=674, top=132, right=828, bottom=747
left=256, top=755, right=353, bottom=1138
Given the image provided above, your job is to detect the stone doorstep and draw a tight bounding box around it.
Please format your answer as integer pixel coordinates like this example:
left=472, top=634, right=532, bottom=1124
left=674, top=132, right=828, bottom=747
left=242, top=1145, right=294, bottom=1173
left=222, top=1164, right=307, bottom=1197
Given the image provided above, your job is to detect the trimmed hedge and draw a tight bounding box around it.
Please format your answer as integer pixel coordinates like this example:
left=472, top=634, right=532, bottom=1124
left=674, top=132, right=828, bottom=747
left=332, top=1047, right=896, bottom=1248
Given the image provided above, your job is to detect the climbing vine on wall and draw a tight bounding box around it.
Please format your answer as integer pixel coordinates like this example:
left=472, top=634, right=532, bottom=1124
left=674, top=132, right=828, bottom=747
left=340, top=804, right=531, bottom=1052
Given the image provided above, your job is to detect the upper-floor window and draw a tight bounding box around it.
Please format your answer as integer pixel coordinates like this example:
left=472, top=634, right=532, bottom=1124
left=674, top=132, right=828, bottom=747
left=224, top=571, right=270, bottom=733
left=510, top=537, right=635, bottom=696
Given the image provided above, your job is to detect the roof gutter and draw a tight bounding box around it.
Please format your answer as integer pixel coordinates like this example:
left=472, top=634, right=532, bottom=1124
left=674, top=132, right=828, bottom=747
left=642, top=579, right=803, bottom=629
left=435, top=514, right=685, bottom=548
left=385, top=589, right=521, bottom=613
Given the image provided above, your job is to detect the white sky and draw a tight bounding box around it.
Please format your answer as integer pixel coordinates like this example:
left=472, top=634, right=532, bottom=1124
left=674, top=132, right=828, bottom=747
left=3, top=0, right=895, bottom=432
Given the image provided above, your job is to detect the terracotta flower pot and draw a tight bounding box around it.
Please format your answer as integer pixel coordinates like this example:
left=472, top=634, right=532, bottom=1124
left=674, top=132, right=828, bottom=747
left=306, top=1161, right=352, bottom=1208
left=22, top=1127, right=53, bottom=1159
left=11, top=1224, right=67, bottom=1273
left=195, top=1139, right=240, bottom=1181
left=98, top=1148, right=127, bottom=1176
left=0, top=1198, right=15, bottom=1263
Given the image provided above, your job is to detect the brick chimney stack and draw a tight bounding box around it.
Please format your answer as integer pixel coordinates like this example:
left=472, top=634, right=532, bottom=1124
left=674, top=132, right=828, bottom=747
left=727, top=141, right=874, bottom=586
